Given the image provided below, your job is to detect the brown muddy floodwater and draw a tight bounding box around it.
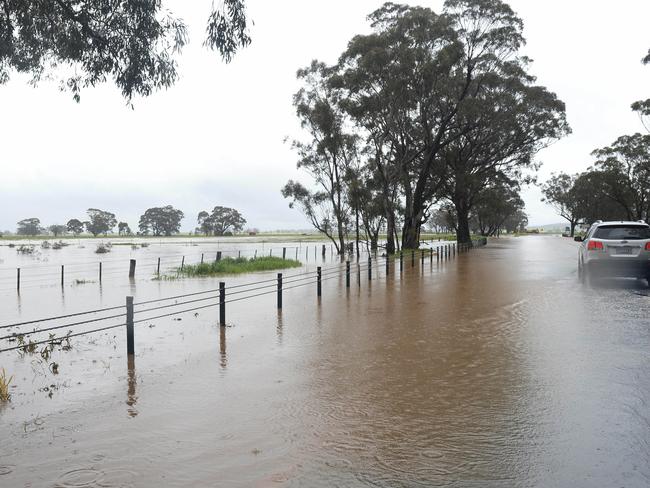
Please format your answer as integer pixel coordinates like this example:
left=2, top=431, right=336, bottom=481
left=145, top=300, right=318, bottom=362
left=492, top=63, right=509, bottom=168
left=1, top=236, right=649, bottom=487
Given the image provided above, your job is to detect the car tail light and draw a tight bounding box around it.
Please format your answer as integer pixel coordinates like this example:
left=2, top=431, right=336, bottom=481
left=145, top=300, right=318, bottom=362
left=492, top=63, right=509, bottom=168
left=645, top=242, right=650, bottom=251
left=587, top=240, right=604, bottom=251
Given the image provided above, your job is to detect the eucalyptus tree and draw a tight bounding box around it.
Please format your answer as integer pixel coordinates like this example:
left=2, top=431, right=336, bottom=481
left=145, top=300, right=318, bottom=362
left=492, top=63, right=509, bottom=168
left=16, top=218, right=42, bottom=236
left=196, top=206, right=246, bottom=236
left=590, top=133, right=650, bottom=221
left=631, top=49, right=650, bottom=132
left=337, top=2, right=460, bottom=251
left=540, top=173, right=583, bottom=237
left=0, top=0, right=250, bottom=102
left=438, top=0, right=569, bottom=244
left=85, top=208, right=116, bottom=236
left=282, top=61, right=358, bottom=254
left=66, top=219, right=84, bottom=236
left=471, top=183, right=524, bottom=237
left=139, top=206, right=184, bottom=236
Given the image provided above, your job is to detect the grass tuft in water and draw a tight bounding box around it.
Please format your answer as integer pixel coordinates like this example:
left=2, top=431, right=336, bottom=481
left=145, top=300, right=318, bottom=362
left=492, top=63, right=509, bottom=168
left=178, top=256, right=302, bottom=277
left=0, top=368, right=13, bottom=402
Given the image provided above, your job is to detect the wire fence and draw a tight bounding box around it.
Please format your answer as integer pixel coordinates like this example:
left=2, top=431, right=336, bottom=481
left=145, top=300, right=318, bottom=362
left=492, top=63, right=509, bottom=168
left=0, top=238, right=462, bottom=293
left=0, top=239, right=487, bottom=355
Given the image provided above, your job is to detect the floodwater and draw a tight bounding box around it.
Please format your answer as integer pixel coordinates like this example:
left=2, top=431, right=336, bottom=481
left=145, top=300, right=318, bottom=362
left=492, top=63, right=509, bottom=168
left=1, top=236, right=649, bottom=487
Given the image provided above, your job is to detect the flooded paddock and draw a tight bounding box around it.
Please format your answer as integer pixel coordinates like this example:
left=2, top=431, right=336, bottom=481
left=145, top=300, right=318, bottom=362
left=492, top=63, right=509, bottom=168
left=1, top=235, right=649, bottom=487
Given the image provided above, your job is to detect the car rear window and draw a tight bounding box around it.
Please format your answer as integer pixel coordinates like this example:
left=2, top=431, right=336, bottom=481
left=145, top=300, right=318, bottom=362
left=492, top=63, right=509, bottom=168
left=593, top=225, right=650, bottom=240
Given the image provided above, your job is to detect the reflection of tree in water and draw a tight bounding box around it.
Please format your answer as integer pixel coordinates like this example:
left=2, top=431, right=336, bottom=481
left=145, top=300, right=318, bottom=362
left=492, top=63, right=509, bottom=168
left=126, top=356, right=138, bottom=418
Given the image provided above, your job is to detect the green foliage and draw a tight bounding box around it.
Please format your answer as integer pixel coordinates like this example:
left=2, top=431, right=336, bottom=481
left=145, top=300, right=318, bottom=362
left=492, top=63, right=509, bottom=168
left=66, top=219, right=85, bottom=235
left=196, top=206, right=246, bottom=236
left=178, top=256, right=301, bottom=277
left=0, top=0, right=250, bottom=102
left=16, top=217, right=42, bottom=236
left=0, top=368, right=12, bottom=402
left=139, top=206, right=184, bottom=236
left=85, top=208, right=116, bottom=236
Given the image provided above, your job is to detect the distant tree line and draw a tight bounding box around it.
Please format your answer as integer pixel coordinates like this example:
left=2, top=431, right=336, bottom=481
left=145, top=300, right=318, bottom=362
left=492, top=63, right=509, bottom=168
left=12, top=206, right=247, bottom=238
left=282, top=0, right=569, bottom=254
left=541, top=49, right=650, bottom=237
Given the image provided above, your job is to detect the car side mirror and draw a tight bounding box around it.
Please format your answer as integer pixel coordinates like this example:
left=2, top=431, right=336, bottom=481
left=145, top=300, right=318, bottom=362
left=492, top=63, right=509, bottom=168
left=574, top=236, right=583, bottom=242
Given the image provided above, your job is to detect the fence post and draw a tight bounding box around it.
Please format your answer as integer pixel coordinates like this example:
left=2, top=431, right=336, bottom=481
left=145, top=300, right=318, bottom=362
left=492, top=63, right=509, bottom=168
left=126, top=296, right=134, bottom=355
left=157, top=257, right=161, bottom=275
left=368, top=257, right=372, bottom=281
left=181, top=256, right=185, bottom=271
left=400, top=251, right=404, bottom=272
left=60, top=265, right=64, bottom=287
left=99, top=262, right=102, bottom=283
left=317, top=267, right=322, bottom=297
left=346, top=261, right=350, bottom=288
left=385, top=254, right=390, bottom=275
left=277, top=273, right=283, bottom=309
left=295, top=247, right=298, bottom=260
left=411, top=250, right=415, bottom=267
left=453, top=243, right=456, bottom=257
left=430, top=248, right=433, bottom=266
left=322, top=245, right=326, bottom=257
left=282, top=247, right=286, bottom=260
left=238, top=250, right=241, bottom=258
left=219, top=282, right=226, bottom=326
left=201, top=253, right=204, bottom=265
left=421, top=250, right=425, bottom=267
left=16, top=268, right=20, bottom=291
left=216, top=251, right=221, bottom=262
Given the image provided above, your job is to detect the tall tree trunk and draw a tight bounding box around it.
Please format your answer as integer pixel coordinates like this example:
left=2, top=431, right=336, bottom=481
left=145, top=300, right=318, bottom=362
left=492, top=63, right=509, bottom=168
left=385, top=210, right=396, bottom=254
left=402, top=216, right=421, bottom=249
left=570, top=220, right=577, bottom=237
left=355, top=208, right=360, bottom=260
left=456, top=206, right=471, bottom=245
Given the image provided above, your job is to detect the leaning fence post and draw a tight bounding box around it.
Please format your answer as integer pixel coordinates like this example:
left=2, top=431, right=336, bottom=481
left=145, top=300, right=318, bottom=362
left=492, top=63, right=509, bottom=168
left=346, top=261, right=351, bottom=288
left=368, top=257, right=372, bottom=281
left=277, top=273, right=283, bottom=309
left=126, top=296, right=134, bottom=355
left=16, top=268, right=20, bottom=291
left=317, top=267, right=322, bottom=297
left=219, top=282, right=226, bottom=326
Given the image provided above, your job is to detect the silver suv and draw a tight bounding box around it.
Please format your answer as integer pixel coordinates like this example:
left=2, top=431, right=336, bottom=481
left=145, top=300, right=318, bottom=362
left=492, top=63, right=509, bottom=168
left=576, top=221, right=650, bottom=284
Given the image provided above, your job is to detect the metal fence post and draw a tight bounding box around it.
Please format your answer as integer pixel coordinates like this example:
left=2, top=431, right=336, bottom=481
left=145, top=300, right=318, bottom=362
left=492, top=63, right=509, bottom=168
left=61, top=265, right=64, bottom=287
left=126, top=296, right=134, bottom=355
left=317, top=267, right=322, bottom=297
left=219, top=282, right=226, bottom=326
left=400, top=251, right=404, bottom=272
left=346, top=261, right=350, bottom=288
left=385, top=254, right=390, bottom=275
left=17, top=268, right=20, bottom=291
left=277, top=273, right=283, bottom=309
left=157, top=257, right=161, bottom=275
left=430, top=248, right=433, bottom=266
left=99, top=262, right=102, bottom=283
left=181, top=256, right=185, bottom=271
left=201, top=253, right=204, bottom=265
left=368, top=257, right=372, bottom=281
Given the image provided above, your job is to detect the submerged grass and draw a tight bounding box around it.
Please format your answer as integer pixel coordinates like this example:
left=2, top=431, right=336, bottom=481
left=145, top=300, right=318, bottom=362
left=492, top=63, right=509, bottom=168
left=0, top=368, right=13, bottom=402
left=178, top=256, right=302, bottom=277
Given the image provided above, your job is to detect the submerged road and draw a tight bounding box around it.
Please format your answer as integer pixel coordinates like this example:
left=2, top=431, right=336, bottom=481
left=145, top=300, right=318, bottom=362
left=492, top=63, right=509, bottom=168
left=1, top=235, right=649, bottom=487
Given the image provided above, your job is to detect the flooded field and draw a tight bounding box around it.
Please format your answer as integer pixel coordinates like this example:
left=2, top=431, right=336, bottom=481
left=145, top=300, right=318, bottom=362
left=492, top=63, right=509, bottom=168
left=1, top=235, right=649, bottom=487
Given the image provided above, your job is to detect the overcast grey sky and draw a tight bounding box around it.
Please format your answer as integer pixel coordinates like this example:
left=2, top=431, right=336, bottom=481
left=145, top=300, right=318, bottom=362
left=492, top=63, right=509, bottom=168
left=0, top=0, right=649, bottom=232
